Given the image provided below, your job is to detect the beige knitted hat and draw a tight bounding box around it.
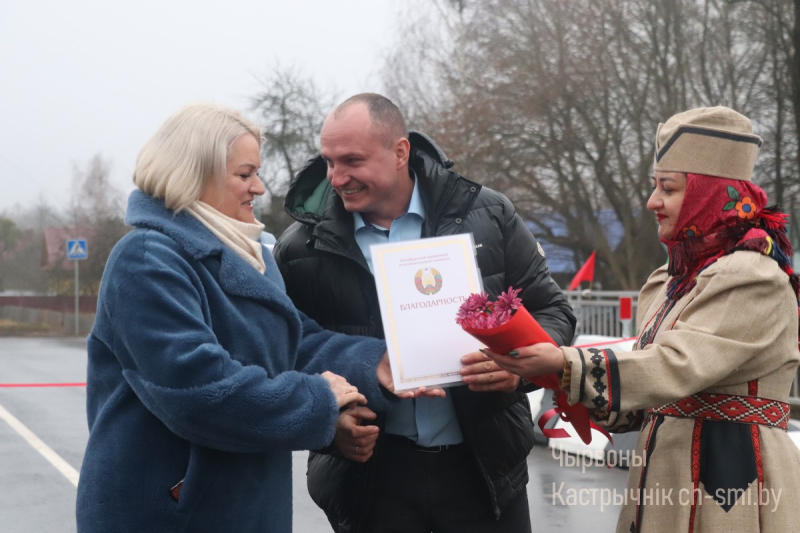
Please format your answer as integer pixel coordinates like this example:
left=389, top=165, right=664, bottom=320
left=654, top=106, right=762, bottom=181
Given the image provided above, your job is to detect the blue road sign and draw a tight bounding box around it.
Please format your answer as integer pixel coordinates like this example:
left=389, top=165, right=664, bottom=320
left=66, top=239, right=88, bottom=260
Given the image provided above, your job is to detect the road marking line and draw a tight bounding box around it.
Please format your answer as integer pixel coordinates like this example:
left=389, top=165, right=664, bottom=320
left=0, top=403, right=80, bottom=487
left=0, top=382, right=86, bottom=388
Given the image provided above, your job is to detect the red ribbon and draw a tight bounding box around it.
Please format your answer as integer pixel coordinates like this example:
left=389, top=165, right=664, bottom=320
left=463, top=307, right=612, bottom=445
left=537, top=390, right=613, bottom=445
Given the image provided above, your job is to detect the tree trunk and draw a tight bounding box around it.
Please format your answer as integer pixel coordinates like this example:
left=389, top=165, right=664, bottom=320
left=793, top=0, right=800, bottom=173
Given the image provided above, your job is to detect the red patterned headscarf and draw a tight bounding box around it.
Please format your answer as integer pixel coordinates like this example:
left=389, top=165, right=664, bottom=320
left=663, top=173, right=798, bottom=300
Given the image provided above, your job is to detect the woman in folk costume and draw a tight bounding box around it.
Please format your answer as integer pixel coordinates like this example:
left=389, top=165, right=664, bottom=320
left=486, top=106, right=800, bottom=532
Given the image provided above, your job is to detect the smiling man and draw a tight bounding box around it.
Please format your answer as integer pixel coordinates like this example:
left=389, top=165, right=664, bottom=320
left=273, top=93, right=575, bottom=533
left=319, top=102, right=414, bottom=229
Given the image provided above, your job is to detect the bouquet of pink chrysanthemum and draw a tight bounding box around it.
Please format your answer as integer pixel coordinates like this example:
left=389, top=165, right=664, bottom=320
left=456, top=287, right=557, bottom=356
left=455, top=287, right=523, bottom=330
left=456, top=287, right=607, bottom=445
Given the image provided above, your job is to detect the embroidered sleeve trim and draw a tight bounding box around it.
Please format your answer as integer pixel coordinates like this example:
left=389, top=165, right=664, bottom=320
left=604, top=348, right=621, bottom=412
left=576, top=348, right=586, bottom=402
left=587, top=347, right=610, bottom=417
left=582, top=347, right=622, bottom=416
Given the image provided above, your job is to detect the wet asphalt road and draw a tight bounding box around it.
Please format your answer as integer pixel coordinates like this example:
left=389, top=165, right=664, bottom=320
left=0, top=337, right=627, bottom=532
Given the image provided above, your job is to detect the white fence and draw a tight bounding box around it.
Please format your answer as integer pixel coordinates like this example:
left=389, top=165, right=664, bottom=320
left=565, top=290, right=639, bottom=339
left=564, top=290, right=800, bottom=407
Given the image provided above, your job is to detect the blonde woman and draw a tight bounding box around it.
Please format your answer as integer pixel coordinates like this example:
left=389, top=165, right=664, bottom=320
left=76, top=103, right=425, bottom=532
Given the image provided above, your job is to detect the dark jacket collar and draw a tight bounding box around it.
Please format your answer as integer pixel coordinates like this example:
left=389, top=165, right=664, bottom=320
left=283, top=131, right=481, bottom=260
left=284, top=131, right=452, bottom=225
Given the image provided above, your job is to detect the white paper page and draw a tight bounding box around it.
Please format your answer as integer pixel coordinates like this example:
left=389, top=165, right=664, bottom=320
left=371, top=234, right=484, bottom=391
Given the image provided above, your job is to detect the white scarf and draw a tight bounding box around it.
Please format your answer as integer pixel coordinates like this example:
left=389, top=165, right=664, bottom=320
left=186, top=201, right=267, bottom=274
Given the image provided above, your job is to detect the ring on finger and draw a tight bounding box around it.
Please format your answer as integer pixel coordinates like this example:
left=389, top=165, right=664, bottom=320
left=355, top=445, right=360, bottom=453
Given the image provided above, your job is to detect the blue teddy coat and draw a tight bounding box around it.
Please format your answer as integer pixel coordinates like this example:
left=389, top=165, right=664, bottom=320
left=76, top=190, right=387, bottom=533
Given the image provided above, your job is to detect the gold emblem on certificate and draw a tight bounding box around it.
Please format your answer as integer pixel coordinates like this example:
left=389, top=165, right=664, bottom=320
left=414, top=267, right=443, bottom=295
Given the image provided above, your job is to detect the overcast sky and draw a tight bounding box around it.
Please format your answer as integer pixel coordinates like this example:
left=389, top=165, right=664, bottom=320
left=0, top=0, right=401, bottom=215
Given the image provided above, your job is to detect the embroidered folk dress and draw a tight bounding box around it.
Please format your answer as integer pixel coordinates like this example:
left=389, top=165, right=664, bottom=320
left=562, top=250, right=800, bottom=533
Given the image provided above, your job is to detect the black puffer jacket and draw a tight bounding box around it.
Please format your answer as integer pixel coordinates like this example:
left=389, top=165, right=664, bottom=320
left=274, top=132, right=576, bottom=532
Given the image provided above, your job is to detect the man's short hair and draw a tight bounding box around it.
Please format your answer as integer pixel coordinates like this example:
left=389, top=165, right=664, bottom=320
left=336, top=93, right=407, bottom=148
left=133, top=102, right=261, bottom=213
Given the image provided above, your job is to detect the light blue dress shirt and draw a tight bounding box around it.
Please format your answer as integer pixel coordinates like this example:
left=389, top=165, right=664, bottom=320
left=353, top=176, right=464, bottom=447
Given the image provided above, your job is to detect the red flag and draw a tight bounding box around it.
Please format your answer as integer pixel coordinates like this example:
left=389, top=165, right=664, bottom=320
left=568, top=251, right=596, bottom=290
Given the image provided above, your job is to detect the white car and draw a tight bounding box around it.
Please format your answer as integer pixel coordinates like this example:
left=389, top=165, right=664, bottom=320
left=788, top=419, right=800, bottom=449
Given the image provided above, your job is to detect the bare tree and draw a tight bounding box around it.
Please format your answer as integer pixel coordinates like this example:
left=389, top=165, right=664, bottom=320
left=743, top=0, right=796, bottom=206
left=1, top=199, right=58, bottom=294
left=0, top=217, right=21, bottom=257
left=0, top=216, right=22, bottom=291
left=59, top=154, right=128, bottom=295
left=792, top=0, right=800, bottom=172
left=250, top=66, right=338, bottom=236
left=383, top=0, right=797, bottom=289
left=5, top=196, right=61, bottom=232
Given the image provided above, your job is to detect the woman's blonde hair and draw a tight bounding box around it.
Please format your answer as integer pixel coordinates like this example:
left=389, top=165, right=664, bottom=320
left=133, top=103, right=261, bottom=213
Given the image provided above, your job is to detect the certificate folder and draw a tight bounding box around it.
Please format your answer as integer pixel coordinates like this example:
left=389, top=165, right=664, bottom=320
left=371, top=234, right=483, bottom=391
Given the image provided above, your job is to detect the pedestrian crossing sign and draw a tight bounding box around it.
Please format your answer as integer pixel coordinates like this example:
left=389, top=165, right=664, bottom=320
left=66, top=239, right=88, bottom=260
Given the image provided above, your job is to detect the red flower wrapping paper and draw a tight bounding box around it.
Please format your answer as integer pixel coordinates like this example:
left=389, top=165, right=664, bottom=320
left=463, top=306, right=610, bottom=445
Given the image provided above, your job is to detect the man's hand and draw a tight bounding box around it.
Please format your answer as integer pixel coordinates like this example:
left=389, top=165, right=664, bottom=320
left=377, top=352, right=447, bottom=399
left=458, top=350, right=521, bottom=392
left=334, top=406, right=379, bottom=463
